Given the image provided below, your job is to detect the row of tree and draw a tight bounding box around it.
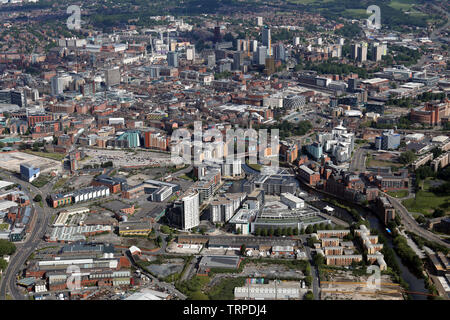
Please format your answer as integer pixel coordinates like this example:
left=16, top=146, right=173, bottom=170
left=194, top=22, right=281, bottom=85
left=254, top=227, right=299, bottom=237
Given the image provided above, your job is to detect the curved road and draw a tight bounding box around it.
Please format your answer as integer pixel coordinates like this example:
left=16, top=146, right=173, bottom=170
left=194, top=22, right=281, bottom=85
left=384, top=193, right=450, bottom=249
left=0, top=170, right=56, bottom=300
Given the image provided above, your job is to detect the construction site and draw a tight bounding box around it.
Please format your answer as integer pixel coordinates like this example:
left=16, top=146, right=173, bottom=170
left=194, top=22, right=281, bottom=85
left=320, top=269, right=405, bottom=300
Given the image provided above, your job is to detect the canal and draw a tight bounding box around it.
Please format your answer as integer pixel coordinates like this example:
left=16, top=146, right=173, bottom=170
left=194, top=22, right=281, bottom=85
left=363, top=210, right=428, bottom=300
left=236, top=164, right=428, bottom=299
left=313, top=195, right=428, bottom=300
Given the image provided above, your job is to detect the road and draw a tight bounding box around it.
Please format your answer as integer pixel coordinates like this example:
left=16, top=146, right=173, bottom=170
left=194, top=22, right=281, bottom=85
left=304, top=244, right=320, bottom=300
left=125, top=250, right=187, bottom=300
left=170, top=165, right=193, bottom=178
left=349, top=146, right=368, bottom=173
left=180, top=256, right=200, bottom=282
left=0, top=170, right=56, bottom=300
left=384, top=193, right=450, bottom=249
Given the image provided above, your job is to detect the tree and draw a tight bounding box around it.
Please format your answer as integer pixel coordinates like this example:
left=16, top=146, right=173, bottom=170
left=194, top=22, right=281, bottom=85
left=304, top=276, right=312, bottom=287
left=255, top=228, right=261, bottom=236
left=305, top=263, right=311, bottom=276
left=433, top=208, right=445, bottom=218
left=399, top=151, right=417, bottom=164
left=387, top=220, right=397, bottom=232
left=313, top=253, right=324, bottom=266
left=156, top=235, right=162, bottom=247
left=275, top=228, right=281, bottom=237
left=305, top=225, right=313, bottom=234
left=287, top=227, right=293, bottom=236
left=415, top=215, right=426, bottom=224
left=240, top=244, right=247, bottom=256
left=415, top=166, right=435, bottom=180
left=101, top=161, right=113, bottom=168
left=307, top=237, right=318, bottom=248
left=236, top=227, right=241, bottom=235
left=19, top=143, right=28, bottom=150
left=0, top=240, right=16, bottom=255
left=0, top=258, right=7, bottom=271
left=33, top=194, right=42, bottom=202
left=190, top=291, right=209, bottom=300
left=431, top=147, right=443, bottom=159
left=262, top=229, right=268, bottom=237
left=313, top=224, right=318, bottom=233
left=160, top=225, right=171, bottom=234
left=268, top=228, right=274, bottom=236
left=304, top=291, right=314, bottom=300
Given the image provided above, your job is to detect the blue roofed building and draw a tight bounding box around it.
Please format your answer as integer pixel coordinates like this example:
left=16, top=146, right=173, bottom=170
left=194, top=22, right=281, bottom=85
left=20, top=164, right=40, bottom=183
left=116, top=130, right=141, bottom=148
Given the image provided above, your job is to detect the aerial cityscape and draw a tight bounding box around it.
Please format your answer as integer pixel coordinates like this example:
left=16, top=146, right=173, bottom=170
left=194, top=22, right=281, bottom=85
left=0, top=0, right=449, bottom=305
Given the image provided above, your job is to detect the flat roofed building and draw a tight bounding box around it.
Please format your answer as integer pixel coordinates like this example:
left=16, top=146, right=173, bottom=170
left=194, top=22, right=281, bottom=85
left=316, top=230, right=350, bottom=239
left=119, top=220, right=152, bottom=236
left=234, top=280, right=301, bottom=300
left=280, top=193, right=305, bottom=209
left=326, top=254, right=363, bottom=266
left=0, top=181, right=14, bottom=190
left=198, top=255, right=241, bottom=274
left=20, top=164, right=40, bottom=183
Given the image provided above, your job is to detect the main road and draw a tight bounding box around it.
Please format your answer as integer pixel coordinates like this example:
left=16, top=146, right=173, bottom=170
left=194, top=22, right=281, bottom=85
left=0, top=169, right=56, bottom=300
left=349, top=146, right=368, bottom=173
left=384, top=193, right=450, bottom=249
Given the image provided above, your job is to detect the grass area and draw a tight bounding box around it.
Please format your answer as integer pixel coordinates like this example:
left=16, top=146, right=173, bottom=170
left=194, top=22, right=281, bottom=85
left=344, top=8, right=369, bottom=18
left=387, top=190, right=409, bottom=198
left=168, top=194, right=178, bottom=202
left=367, top=159, right=404, bottom=168
left=245, top=159, right=262, bottom=171
left=207, top=277, right=246, bottom=300
left=31, top=174, right=51, bottom=188
left=178, top=169, right=196, bottom=181
left=35, top=246, right=58, bottom=252
left=389, top=0, right=414, bottom=11
left=287, top=0, right=317, bottom=4
left=179, top=174, right=193, bottom=181
left=24, top=150, right=66, bottom=161
left=0, top=223, right=9, bottom=230
left=402, top=179, right=450, bottom=216
left=168, top=164, right=189, bottom=173
left=52, top=177, right=68, bottom=191
left=175, top=275, right=211, bottom=300
left=406, top=231, right=448, bottom=255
